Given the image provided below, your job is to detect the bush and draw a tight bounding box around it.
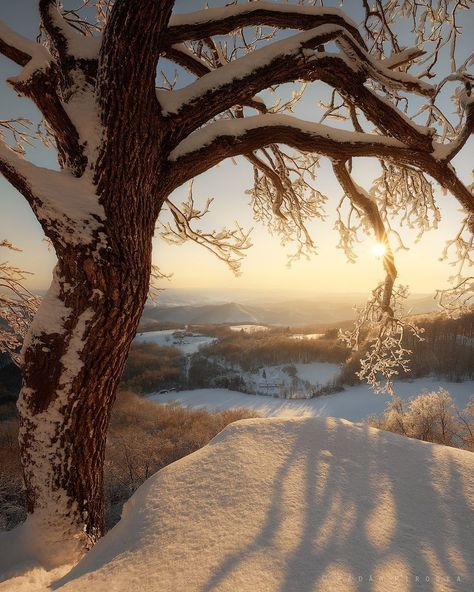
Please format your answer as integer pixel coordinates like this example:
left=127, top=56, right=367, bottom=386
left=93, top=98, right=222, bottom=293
left=369, top=389, right=474, bottom=450
left=0, top=417, right=25, bottom=530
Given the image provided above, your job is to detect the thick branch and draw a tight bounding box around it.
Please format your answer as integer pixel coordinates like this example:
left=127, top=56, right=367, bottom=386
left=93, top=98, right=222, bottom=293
left=162, top=44, right=267, bottom=113
left=0, top=137, right=105, bottom=250
left=163, top=44, right=210, bottom=77
left=0, top=19, right=84, bottom=173
left=39, top=0, right=71, bottom=65
left=163, top=3, right=366, bottom=49
left=168, top=114, right=413, bottom=187
left=8, top=70, right=86, bottom=174
left=167, top=114, right=473, bottom=220
left=0, top=20, right=42, bottom=66
left=161, top=27, right=433, bottom=151
left=39, top=0, right=101, bottom=75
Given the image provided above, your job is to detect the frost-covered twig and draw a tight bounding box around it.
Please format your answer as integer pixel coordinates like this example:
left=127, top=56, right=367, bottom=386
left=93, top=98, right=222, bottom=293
left=159, top=182, right=253, bottom=276
left=0, top=241, right=40, bottom=364
left=340, top=284, right=424, bottom=394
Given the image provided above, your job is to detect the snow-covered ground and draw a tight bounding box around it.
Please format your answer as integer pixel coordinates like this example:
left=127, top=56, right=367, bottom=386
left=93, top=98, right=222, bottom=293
left=8, top=416, right=472, bottom=591
left=289, top=333, right=324, bottom=340
left=134, top=329, right=215, bottom=355
left=229, top=324, right=269, bottom=333
left=150, top=377, right=474, bottom=421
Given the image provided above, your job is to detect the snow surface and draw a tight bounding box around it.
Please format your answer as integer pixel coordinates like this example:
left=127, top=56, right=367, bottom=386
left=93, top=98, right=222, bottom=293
left=150, top=378, right=474, bottom=422
left=134, top=329, right=216, bottom=355
left=7, top=416, right=472, bottom=591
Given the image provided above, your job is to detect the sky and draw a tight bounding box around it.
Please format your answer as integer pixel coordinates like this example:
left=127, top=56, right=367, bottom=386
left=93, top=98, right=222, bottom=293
left=0, top=0, right=473, bottom=299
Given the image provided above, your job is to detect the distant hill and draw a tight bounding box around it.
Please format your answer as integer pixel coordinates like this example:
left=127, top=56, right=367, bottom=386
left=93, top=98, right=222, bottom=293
left=140, top=293, right=438, bottom=327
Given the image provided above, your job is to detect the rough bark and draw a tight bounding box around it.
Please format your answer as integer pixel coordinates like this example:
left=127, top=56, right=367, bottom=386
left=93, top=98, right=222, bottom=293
left=18, top=223, right=154, bottom=550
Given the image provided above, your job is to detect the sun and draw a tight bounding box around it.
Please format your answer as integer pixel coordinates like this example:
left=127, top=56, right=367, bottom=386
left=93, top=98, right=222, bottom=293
left=372, top=243, right=386, bottom=258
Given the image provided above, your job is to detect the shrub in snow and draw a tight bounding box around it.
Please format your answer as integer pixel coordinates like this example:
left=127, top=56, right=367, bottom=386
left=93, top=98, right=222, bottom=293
left=369, top=389, right=474, bottom=449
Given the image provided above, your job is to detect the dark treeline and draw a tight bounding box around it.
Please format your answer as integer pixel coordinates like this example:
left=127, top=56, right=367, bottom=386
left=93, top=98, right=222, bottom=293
left=120, top=343, right=184, bottom=393
left=404, top=312, right=474, bottom=380
left=340, top=312, right=474, bottom=385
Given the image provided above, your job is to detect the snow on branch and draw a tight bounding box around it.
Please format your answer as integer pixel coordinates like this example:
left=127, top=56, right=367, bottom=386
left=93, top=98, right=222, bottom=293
left=159, top=182, right=252, bottom=275
left=164, top=2, right=364, bottom=48
left=39, top=0, right=101, bottom=62
left=170, top=114, right=405, bottom=162
left=0, top=19, right=51, bottom=81
left=0, top=131, right=105, bottom=248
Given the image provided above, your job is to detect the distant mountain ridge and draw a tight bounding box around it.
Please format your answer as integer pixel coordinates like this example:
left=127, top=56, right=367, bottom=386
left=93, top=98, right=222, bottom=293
left=141, top=294, right=438, bottom=327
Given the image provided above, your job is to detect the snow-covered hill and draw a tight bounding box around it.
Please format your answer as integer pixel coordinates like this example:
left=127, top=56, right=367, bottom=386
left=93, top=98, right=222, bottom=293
left=4, top=417, right=472, bottom=591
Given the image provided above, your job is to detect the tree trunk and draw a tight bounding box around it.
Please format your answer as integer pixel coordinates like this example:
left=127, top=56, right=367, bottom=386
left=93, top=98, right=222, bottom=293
left=16, top=222, right=154, bottom=566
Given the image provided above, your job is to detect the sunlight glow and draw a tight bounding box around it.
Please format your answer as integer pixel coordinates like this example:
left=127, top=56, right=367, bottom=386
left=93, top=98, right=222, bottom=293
left=372, top=243, right=387, bottom=258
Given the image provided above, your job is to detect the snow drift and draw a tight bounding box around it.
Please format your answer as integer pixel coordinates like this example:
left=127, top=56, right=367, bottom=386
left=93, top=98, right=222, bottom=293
left=3, top=416, right=469, bottom=592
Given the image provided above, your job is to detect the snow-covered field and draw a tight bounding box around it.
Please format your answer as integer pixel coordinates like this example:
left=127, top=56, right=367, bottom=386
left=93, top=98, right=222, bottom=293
left=151, top=377, right=474, bottom=421
left=10, top=416, right=472, bottom=591
left=289, top=333, right=324, bottom=340
left=134, top=329, right=215, bottom=355
left=229, top=324, right=269, bottom=333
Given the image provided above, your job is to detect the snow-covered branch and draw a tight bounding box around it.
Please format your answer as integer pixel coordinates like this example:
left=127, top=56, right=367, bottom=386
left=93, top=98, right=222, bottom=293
left=167, top=114, right=414, bottom=188
left=160, top=24, right=433, bottom=145
left=0, top=19, right=51, bottom=76
left=163, top=3, right=365, bottom=49
left=0, top=135, right=104, bottom=249
left=0, top=17, right=86, bottom=174
left=39, top=0, right=101, bottom=63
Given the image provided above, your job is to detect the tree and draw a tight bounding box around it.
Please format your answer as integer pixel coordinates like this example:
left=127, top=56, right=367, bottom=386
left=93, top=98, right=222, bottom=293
left=0, top=0, right=473, bottom=564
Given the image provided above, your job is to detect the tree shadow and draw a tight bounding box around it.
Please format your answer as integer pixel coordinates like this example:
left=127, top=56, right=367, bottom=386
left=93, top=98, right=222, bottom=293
left=201, top=418, right=473, bottom=591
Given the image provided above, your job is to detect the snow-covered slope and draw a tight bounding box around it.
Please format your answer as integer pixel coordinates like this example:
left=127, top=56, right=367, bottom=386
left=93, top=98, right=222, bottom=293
left=151, top=377, right=474, bottom=421
left=11, top=417, right=473, bottom=592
